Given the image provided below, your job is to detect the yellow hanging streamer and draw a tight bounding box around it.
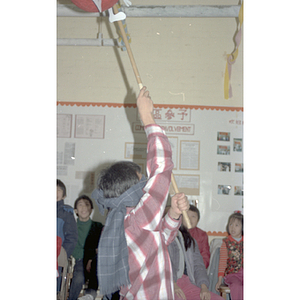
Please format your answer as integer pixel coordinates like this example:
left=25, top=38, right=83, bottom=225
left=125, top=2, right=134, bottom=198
left=224, top=55, right=231, bottom=99
left=224, top=1, right=243, bottom=99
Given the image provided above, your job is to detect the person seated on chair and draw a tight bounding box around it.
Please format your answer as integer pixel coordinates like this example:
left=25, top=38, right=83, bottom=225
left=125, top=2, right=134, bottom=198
left=168, top=223, right=224, bottom=300
left=57, top=179, right=78, bottom=292
left=68, top=195, right=104, bottom=300
left=183, top=205, right=210, bottom=268
left=215, top=211, right=243, bottom=300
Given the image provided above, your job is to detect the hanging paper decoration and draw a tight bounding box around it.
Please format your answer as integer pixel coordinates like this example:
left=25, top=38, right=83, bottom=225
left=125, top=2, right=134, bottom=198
left=114, top=3, right=132, bottom=51
left=71, top=0, right=132, bottom=23
left=224, top=1, right=243, bottom=99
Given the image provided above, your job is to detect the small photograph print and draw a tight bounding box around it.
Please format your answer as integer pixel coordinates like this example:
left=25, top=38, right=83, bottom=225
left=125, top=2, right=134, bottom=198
left=234, top=186, right=243, bottom=196
left=218, top=185, right=232, bottom=195
left=217, top=145, right=230, bottom=155
left=235, top=163, right=243, bottom=172
left=233, top=138, right=243, bottom=152
left=217, top=132, right=230, bottom=141
left=218, top=162, right=231, bottom=172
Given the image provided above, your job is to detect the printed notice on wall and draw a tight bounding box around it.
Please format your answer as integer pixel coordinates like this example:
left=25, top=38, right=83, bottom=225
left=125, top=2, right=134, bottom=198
left=125, top=143, right=147, bottom=159
left=57, top=114, right=72, bottom=138
left=57, top=151, right=64, bottom=165
left=170, top=174, right=200, bottom=195
left=57, top=165, right=68, bottom=176
left=75, top=115, right=105, bottom=139
left=64, top=142, right=75, bottom=165
left=180, top=141, right=200, bottom=170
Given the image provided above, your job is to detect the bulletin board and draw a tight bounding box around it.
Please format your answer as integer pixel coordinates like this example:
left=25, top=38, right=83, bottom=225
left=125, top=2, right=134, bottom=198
left=57, top=103, right=243, bottom=233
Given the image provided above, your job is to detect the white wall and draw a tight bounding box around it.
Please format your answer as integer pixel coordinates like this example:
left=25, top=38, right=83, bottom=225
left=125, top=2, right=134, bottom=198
left=57, top=0, right=243, bottom=232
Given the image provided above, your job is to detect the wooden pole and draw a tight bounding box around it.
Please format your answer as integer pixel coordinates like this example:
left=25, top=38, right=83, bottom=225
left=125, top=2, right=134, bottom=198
left=171, top=174, right=192, bottom=229
left=113, top=5, right=143, bottom=90
left=113, top=5, right=191, bottom=229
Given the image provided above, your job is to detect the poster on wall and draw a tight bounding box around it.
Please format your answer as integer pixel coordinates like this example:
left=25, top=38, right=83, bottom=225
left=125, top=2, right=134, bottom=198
left=125, top=143, right=147, bottom=159
left=75, top=115, right=105, bottom=139
left=57, top=114, right=72, bottom=138
left=57, top=165, right=68, bottom=176
left=64, top=142, right=75, bottom=165
left=179, top=140, right=200, bottom=170
left=171, top=174, right=200, bottom=195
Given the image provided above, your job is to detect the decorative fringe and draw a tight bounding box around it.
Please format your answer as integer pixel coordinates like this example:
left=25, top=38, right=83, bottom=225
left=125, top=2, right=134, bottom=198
left=224, top=1, right=243, bottom=99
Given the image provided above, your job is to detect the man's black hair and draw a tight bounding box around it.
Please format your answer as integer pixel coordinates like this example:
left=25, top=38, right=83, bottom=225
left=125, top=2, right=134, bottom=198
left=98, top=161, right=142, bottom=198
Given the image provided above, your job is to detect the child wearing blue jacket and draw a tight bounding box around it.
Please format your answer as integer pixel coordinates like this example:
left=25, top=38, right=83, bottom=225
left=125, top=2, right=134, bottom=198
left=57, top=179, right=78, bottom=291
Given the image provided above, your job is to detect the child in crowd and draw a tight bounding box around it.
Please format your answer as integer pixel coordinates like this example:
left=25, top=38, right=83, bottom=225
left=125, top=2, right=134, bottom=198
left=91, top=86, right=190, bottom=300
left=69, top=195, right=104, bottom=300
left=215, top=211, right=243, bottom=300
left=57, top=179, right=78, bottom=258
left=168, top=224, right=224, bottom=300
left=183, top=205, right=210, bottom=268
left=57, top=179, right=78, bottom=291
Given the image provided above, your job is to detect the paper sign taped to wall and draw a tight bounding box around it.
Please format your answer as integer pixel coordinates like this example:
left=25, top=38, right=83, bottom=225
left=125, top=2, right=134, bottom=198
left=125, top=143, right=147, bottom=159
left=75, top=115, right=105, bottom=139
left=170, top=174, right=200, bottom=195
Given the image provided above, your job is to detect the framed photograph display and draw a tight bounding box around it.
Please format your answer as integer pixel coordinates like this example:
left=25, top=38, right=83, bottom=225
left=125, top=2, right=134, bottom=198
left=218, top=162, right=231, bottom=172
left=234, top=186, right=243, bottom=195
left=233, top=138, right=243, bottom=152
left=179, top=140, right=200, bottom=170
left=218, top=185, right=232, bottom=195
left=217, top=145, right=230, bottom=155
left=217, top=132, right=230, bottom=141
left=235, top=163, right=243, bottom=172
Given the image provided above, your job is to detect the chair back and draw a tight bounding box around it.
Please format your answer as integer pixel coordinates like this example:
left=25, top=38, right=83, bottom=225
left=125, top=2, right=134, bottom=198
left=57, top=247, right=68, bottom=300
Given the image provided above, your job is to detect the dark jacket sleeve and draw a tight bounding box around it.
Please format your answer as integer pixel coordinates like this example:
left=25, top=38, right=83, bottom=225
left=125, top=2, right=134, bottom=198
left=62, top=208, right=78, bottom=258
left=83, top=221, right=104, bottom=266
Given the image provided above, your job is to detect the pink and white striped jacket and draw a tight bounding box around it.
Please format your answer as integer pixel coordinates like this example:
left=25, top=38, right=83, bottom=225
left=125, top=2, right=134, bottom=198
left=120, top=124, right=181, bottom=300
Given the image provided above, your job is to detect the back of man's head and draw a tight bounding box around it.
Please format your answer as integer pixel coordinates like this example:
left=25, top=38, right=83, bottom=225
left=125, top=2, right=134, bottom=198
left=98, top=161, right=142, bottom=198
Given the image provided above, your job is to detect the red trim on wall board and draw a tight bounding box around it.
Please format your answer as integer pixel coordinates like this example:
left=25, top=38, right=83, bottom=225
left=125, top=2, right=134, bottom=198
left=57, top=102, right=243, bottom=112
